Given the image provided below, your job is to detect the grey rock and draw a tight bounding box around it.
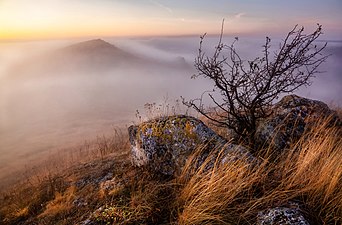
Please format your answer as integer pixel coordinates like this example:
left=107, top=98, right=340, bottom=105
left=75, top=172, right=113, bottom=188
left=99, top=177, right=125, bottom=195
left=128, top=115, right=254, bottom=176
left=73, top=198, right=87, bottom=207
left=257, top=203, right=310, bottom=225
left=255, top=95, right=339, bottom=151
left=199, top=143, right=257, bottom=172
left=220, top=144, right=255, bottom=165
left=80, top=219, right=95, bottom=225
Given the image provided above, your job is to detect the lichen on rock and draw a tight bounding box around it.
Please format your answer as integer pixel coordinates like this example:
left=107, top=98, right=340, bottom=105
left=128, top=115, right=255, bottom=176
left=128, top=115, right=226, bottom=175
left=257, top=202, right=310, bottom=225
left=255, top=94, right=340, bottom=151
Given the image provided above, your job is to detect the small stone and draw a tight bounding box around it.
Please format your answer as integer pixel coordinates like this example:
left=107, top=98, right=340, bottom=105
left=257, top=203, right=310, bottom=225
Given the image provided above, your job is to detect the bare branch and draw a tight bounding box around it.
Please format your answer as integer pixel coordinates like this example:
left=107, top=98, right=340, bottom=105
left=184, top=24, right=328, bottom=145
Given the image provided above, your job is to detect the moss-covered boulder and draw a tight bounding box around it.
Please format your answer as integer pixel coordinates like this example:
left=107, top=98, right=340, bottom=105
left=128, top=115, right=252, bottom=176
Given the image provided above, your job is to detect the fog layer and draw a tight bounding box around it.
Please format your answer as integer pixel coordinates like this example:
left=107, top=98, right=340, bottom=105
left=0, top=37, right=341, bottom=185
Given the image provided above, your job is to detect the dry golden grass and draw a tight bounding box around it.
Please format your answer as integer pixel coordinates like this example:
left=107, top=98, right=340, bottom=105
left=263, top=119, right=342, bottom=223
left=0, top=114, right=341, bottom=224
left=178, top=154, right=264, bottom=224
left=177, top=116, right=342, bottom=225
left=38, top=185, right=76, bottom=219
left=0, top=128, right=130, bottom=225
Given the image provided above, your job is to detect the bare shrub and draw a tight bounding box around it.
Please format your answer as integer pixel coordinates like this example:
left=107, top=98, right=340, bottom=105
left=183, top=23, right=328, bottom=145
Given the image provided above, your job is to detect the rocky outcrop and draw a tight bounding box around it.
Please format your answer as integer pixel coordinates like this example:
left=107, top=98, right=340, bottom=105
left=128, top=115, right=253, bottom=176
left=255, top=95, right=339, bottom=150
left=257, top=203, right=310, bottom=225
left=128, top=95, right=339, bottom=175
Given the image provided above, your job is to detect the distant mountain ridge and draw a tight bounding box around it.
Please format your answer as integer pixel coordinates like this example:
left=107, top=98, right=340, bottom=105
left=63, top=39, right=119, bottom=51
left=6, top=39, right=145, bottom=78
left=56, top=39, right=138, bottom=61
left=48, top=39, right=143, bottom=70
left=7, top=39, right=193, bottom=79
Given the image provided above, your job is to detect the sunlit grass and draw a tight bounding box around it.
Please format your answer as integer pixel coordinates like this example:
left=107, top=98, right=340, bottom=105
left=0, top=113, right=341, bottom=224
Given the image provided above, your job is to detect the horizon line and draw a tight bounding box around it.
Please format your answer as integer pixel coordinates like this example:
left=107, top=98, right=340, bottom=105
left=1, top=33, right=341, bottom=44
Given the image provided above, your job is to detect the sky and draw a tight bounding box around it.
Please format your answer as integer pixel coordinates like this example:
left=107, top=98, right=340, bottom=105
left=0, top=0, right=341, bottom=41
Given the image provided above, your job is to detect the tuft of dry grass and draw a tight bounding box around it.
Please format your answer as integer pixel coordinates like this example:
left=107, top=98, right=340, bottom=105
left=176, top=146, right=265, bottom=225
left=177, top=116, right=342, bottom=224
left=37, top=185, right=76, bottom=219
left=261, top=118, right=342, bottom=223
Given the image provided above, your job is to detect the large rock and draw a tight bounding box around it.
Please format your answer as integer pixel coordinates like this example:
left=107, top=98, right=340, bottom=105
left=128, top=115, right=253, bottom=176
left=255, top=95, right=339, bottom=150
left=257, top=203, right=310, bottom=225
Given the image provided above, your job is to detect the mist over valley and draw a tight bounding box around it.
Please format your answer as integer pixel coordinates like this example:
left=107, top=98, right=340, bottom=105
left=0, top=36, right=341, bottom=186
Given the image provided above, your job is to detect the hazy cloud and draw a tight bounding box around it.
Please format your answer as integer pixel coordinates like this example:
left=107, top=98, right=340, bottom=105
left=148, top=0, right=173, bottom=14
left=234, top=12, right=246, bottom=19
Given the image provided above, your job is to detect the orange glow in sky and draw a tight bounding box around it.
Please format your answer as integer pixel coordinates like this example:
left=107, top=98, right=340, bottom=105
left=1, top=0, right=341, bottom=41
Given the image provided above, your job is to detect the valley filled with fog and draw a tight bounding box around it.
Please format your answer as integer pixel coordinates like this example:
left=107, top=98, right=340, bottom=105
left=0, top=36, right=341, bottom=185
